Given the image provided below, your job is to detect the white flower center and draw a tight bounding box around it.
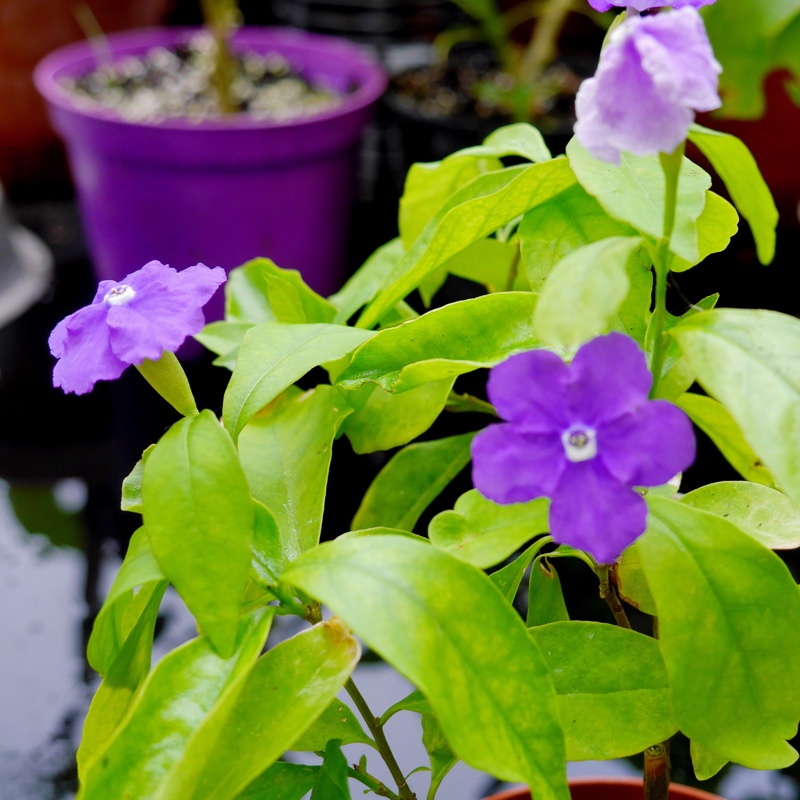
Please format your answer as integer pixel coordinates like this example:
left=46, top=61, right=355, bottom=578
left=104, top=284, right=136, bottom=306
left=561, top=424, right=598, bottom=463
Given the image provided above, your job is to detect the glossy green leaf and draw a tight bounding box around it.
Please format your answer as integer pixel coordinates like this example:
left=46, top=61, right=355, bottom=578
left=428, top=489, right=549, bottom=568
left=236, top=763, right=320, bottom=800
left=259, top=260, right=337, bottom=324
left=342, top=379, right=454, bottom=454
left=457, top=123, right=552, bottom=163
left=78, top=582, right=167, bottom=778
left=690, top=741, right=729, bottom=781
left=352, top=432, right=476, bottom=532
left=673, top=309, right=800, bottom=503
left=195, top=321, right=252, bottom=368
left=120, top=446, right=155, bottom=514
left=250, top=500, right=284, bottom=584
left=567, top=138, right=710, bottom=263
left=329, top=239, right=406, bottom=324
left=225, top=259, right=279, bottom=324
left=311, top=740, right=351, bottom=800
left=530, top=622, right=676, bottom=760
left=422, top=713, right=458, bottom=800
left=358, top=159, right=577, bottom=329
left=155, top=620, right=360, bottom=800
left=223, top=322, right=373, bottom=439
left=339, top=293, right=540, bottom=393
left=639, top=497, right=800, bottom=768
left=518, top=183, right=637, bottom=291
left=143, top=410, right=254, bottom=656
left=79, top=609, right=274, bottom=799
left=681, top=482, right=800, bottom=549
left=527, top=558, right=569, bottom=626
left=239, top=386, right=353, bottom=562
left=613, top=542, right=657, bottom=616
left=87, top=527, right=165, bottom=675
left=442, top=238, right=523, bottom=292
left=675, top=392, right=776, bottom=486
left=670, top=191, right=740, bottom=272
left=533, top=236, right=647, bottom=349
left=380, top=689, right=431, bottom=726
left=291, top=700, right=374, bottom=751
left=490, top=544, right=541, bottom=603
left=688, top=125, right=777, bottom=265
left=285, top=534, right=570, bottom=800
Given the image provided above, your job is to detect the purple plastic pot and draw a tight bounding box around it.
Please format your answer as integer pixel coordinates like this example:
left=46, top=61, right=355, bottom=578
left=34, top=27, right=387, bottom=319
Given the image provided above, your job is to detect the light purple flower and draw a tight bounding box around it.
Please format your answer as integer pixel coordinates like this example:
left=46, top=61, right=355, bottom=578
left=588, top=0, right=715, bottom=11
left=574, top=7, right=721, bottom=164
left=471, top=334, right=696, bottom=564
left=50, top=260, right=226, bottom=394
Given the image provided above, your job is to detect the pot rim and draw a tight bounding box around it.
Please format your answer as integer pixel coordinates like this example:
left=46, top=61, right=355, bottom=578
left=33, top=25, right=387, bottom=132
left=486, top=777, right=724, bottom=800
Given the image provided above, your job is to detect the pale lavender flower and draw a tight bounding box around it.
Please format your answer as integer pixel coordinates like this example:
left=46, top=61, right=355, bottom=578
left=50, top=260, right=226, bottom=394
left=574, top=7, right=721, bottom=164
left=588, top=0, right=715, bottom=11
left=471, top=334, right=695, bottom=564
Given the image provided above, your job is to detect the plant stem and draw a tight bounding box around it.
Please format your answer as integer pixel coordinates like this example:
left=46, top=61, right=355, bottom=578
left=346, top=679, right=417, bottom=800
left=596, top=564, right=631, bottom=629
left=644, top=741, right=671, bottom=800
left=349, top=765, right=402, bottom=800
left=200, top=0, right=239, bottom=114
left=518, top=0, right=574, bottom=91
left=648, top=143, right=685, bottom=398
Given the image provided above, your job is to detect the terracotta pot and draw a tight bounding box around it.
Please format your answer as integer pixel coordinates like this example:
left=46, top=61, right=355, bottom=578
left=0, top=0, right=171, bottom=189
left=485, top=777, right=723, bottom=800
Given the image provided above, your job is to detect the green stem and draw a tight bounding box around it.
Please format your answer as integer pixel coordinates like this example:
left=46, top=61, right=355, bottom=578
left=596, top=564, right=631, bottom=629
left=200, top=0, right=239, bottom=114
left=518, top=0, right=574, bottom=91
left=135, top=351, right=198, bottom=417
left=648, top=143, right=685, bottom=398
left=346, top=679, right=417, bottom=800
left=348, top=765, right=402, bottom=800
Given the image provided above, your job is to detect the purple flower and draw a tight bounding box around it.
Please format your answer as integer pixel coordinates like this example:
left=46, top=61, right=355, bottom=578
left=471, top=334, right=696, bottom=564
left=50, top=260, right=226, bottom=394
left=588, top=0, right=715, bottom=11
left=574, top=7, right=721, bottom=164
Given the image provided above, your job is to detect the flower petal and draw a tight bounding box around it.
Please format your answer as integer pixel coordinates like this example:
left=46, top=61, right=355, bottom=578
left=567, top=333, right=652, bottom=425
left=472, top=423, right=565, bottom=505
left=550, top=461, right=648, bottom=564
left=487, top=349, right=571, bottom=430
left=50, top=303, right=127, bottom=395
left=599, top=400, right=696, bottom=486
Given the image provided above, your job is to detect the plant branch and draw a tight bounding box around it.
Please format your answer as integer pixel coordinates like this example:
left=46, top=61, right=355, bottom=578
left=200, top=0, right=240, bottom=113
left=346, top=679, right=417, bottom=800
left=644, top=741, right=671, bottom=800
left=518, top=0, right=574, bottom=89
left=349, top=765, right=402, bottom=800
left=596, top=564, right=632, bottom=629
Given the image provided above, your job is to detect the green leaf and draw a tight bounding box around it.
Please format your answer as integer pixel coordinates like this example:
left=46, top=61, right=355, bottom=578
left=442, top=238, right=523, bottom=292
left=239, top=386, right=353, bottom=562
left=259, top=260, right=337, bottom=324
left=681, top=481, right=800, bottom=549
left=688, top=125, right=778, bottom=264
left=78, top=582, right=167, bottom=778
left=529, top=622, right=676, bottom=760
left=311, top=740, right=351, bottom=800
left=121, top=446, right=155, bottom=514
left=422, top=713, right=458, bottom=800
left=613, top=542, right=657, bottom=616
left=518, top=183, right=638, bottom=291
left=352, top=432, right=476, bottom=532
left=490, top=544, right=541, bottom=603
left=428, top=489, right=549, bottom=568
left=533, top=236, right=647, bottom=349
left=527, top=558, right=569, bottom=626
left=567, top=138, right=710, bottom=263
left=639, top=497, right=800, bottom=768
left=457, top=123, right=552, bottom=163
left=670, top=192, right=740, bottom=272
left=196, top=321, right=253, bottom=364
left=342, top=379, right=454, bottom=454
left=87, top=527, right=166, bottom=675
left=329, top=239, right=406, bottom=324
left=291, top=700, right=374, bottom=751
left=143, top=410, right=254, bottom=656
left=236, top=763, right=320, bottom=800
left=339, top=293, right=541, bottom=393
left=358, top=159, right=577, bottom=329
left=226, top=259, right=280, bottom=324
left=223, top=322, right=373, bottom=439
left=79, top=609, right=274, bottom=799
left=690, top=741, right=728, bottom=781
left=673, top=309, right=800, bottom=503
left=285, top=535, right=570, bottom=800
left=250, top=500, right=284, bottom=584
left=155, top=620, right=360, bottom=800
left=675, top=393, right=776, bottom=486
left=379, top=689, right=431, bottom=726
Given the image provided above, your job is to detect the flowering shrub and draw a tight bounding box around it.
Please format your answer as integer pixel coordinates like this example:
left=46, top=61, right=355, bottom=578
left=56, top=3, right=800, bottom=800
